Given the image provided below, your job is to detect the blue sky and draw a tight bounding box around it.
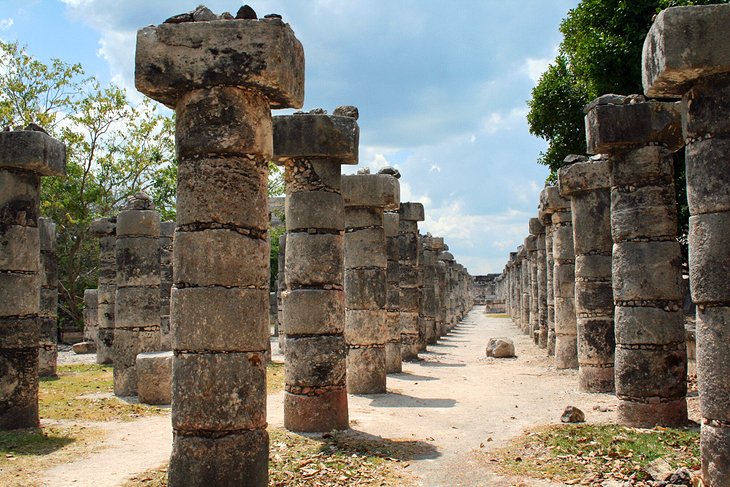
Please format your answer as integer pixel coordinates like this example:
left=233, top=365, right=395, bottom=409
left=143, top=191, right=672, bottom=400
left=2, top=0, right=579, bottom=274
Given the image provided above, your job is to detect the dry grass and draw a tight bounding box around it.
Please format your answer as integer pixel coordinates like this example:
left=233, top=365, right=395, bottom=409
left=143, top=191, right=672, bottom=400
left=124, top=427, right=422, bottom=487
left=267, top=362, right=285, bottom=394
left=481, top=423, right=700, bottom=485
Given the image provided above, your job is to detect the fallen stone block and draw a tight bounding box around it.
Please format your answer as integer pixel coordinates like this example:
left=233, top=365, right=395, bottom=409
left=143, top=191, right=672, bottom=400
left=136, top=351, right=172, bottom=405
left=485, top=337, right=515, bottom=358
left=72, top=341, right=97, bottom=354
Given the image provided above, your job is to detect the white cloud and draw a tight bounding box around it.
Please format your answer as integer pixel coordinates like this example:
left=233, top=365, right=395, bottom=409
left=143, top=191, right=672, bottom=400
left=521, top=44, right=559, bottom=84
left=482, top=106, right=529, bottom=135
left=429, top=164, right=441, bottom=173
left=0, top=18, right=14, bottom=30
left=399, top=182, right=431, bottom=208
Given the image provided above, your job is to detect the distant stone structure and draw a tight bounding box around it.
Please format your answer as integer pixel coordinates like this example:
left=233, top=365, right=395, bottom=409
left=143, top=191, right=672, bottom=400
left=39, top=217, right=59, bottom=376
left=159, top=221, right=175, bottom=350
left=91, top=217, right=116, bottom=364
left=398, top=202, right=424, bottom=359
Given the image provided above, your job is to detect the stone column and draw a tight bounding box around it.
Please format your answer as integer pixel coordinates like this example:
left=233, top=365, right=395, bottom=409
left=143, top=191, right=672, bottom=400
left=135, top=10, right=304, bottom=484
left=528, top=218, right=548, bottom=348
left=39, top=217, right=59, bottom=376
left=82, top=289, right=98, bottom=345
left=343, top=173, right=399, bottom=393
left=0, top=128, right=65, bottom=429
left=538, top=189, right=558, bottom=356
left=558, top=157, right=615, bottom=393
left=438, top=251, right=456, bottom=332
left=113, top=193, right=161, bottom=396
left=277, top=233, right=286, bottom=352
left=586, top=95, right=686, bottom=427
left=518, top=245, right=530, bottom=336
left=644, top=5, right=730, bottom=479
left=398, top=202, right=425, bottom=359
left=273, top=107, right=358, bottom=432
left=550, top=179, right=578, bottom=369
left=525, top=235, right=539, bottom=342
left=384, top=210, right=402, bottom=372
left=159, top=221, right=174, bottom=351
left=427, top=236, right=445, bottom=340
left=436, top=257, right=448, bottom=338
left=92, top=217, right=116, bottom=364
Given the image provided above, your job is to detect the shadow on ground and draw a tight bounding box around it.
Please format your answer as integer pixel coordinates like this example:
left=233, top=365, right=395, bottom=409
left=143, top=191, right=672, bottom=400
left=365, top=391, right=457, bottom=409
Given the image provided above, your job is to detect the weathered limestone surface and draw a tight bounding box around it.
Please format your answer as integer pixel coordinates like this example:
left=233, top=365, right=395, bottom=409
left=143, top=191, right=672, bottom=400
left=383, top=203, right=402, bottom=373
left=421, top=235, right=440, bottom=347
left=136, top=350, right=172, bottom=405
left=343, top=173, right=399, bottom=394
left=643, top=5, right=730, bottom=482
left=0, top=129, right=66, bottom=429
left=92, top=217, right=116, bottom=364
left=82, top=289, right=98, bottom=356
left=273, top=108, right=357, bottom=431
left=113, top=193, right=161, bottom=397
left=277, top=233, right=286, bottom=352
left=558, top=157, right=615, bottom=393
left=551, top=179, right=578, bottom=370
left=586, top=95, right=686, bottom=427
left=528, top=218, right=547, bottom=348
left=538, top=189, right=560, bottom=356
left=39, top=217, right=59, bottom=376
left=135, top=11, right=304, bottom=484
left=524, top=234, right=538, bottom=343
left=398, top=202, right=424, bottom=360
left=159, top=221, right=175, bottom=351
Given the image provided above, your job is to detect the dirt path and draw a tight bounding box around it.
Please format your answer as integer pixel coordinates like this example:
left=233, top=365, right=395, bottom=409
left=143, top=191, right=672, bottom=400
left=44, top=310, right=619, bottom=486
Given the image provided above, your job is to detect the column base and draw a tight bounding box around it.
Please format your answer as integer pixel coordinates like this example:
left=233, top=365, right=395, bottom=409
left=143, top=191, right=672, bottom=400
left=284, top=389, right=348, bottom=432
left=346, top=347, right=386, bottom=394
left=169, top=430, right=268, bottom=487
left=96, top=328, right=114, bottom=364
left=702, top=421, right=730, bottom=487
left=0, top=347, right=39, bottom=429
left=385, top=341, right=402, bottom=373
left=554, top=334, right=578, bottom=369
left=578, top=364, right=615, bottom=393
left=617, top=397, right=687, bottom=428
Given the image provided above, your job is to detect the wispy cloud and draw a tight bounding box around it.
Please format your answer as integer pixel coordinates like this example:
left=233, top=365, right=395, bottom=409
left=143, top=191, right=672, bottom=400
left=0, top=18, right=14, bottom=31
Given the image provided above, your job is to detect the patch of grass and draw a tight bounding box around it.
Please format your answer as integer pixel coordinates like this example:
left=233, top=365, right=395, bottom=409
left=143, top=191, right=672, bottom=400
left=125, top=427, right=421, bottom=487
left=484, top=423, right=700, bottom=483
left=40, top=364, right=165, bottom=421
left=0, top=425, right=105, bottom=487
left=267, top=362, right=285, bottom=394
left=485, top=313, right=511, bottom=319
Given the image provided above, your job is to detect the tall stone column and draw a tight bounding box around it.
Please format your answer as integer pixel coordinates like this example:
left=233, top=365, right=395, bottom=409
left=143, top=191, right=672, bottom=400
left=0, top=128, right=65, bottom=429
left=538, top=189, right=559, bottom=356
left=585, top=95, right=686, bottom=426
left=529, top=218, right=548, bottom=348
left=83, top=289, right=99, bottom=343
left=135, top=11, right=304, bottom=484
left=643, top=5, right=730, bottom=479
left=277, top=233, right=286, bottom=352
left=92, top=217, right=116, bottom=364
left=518, top=245, right=530, bottom=336
left=438, top=251, right=456, bottom=332
left=398, top=202, right=424, bottom=359
left=436, top=257, right=448, bottom=337
left=384, top=210, right=402, bottom=372
left=420, top=235, right=440, bottom=347
left=343, top=173, right=399, bottom=393
left=273, top=107, right=358, bottom=432
left=558, top=157, right=615, bottom=393
left=39, top=217, right=59, bottom=376
left=551, top=181, right=578, bottom=369
left=159, top=221, right=174, bottom=351
left=113, top=193, right=161, bottom=396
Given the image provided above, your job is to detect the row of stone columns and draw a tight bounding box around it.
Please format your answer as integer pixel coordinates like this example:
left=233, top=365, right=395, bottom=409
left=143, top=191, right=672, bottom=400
left=500, top=4, right=730, bottom=484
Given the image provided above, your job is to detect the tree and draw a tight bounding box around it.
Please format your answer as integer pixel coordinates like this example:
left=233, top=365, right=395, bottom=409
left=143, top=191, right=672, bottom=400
left=0, top=41, right=176, bottom=328
left=528, top=0, right=727, bottom=176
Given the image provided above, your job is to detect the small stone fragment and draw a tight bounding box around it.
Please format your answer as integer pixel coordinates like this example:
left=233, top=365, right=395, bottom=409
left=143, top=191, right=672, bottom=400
left=667, top=467, right=692, bottom=485
left=164, top=12, right=194, bottom=24
left=24, top=122, right=48, bottom=134
left=485, top=337, right=515, bottom=358
left=378, top=166, right=401, bottom=179
left=333, top=105, right=359, bottom=120
left=560, top=405, right=585, bottom=423
left=220, top=11, right=234, bottom=20
left=264, top=13, right=282, bottom=19
left=308, top=108, right=327, bottom=115
left=236, top=5, right=257, bottom=19
left=72, top=341, right=97, bottom=354
left=124, top=191, right=154, bottom=210
left=192, top=5, right=217, bottom=21
left=356, top=167, right=371, bottom=175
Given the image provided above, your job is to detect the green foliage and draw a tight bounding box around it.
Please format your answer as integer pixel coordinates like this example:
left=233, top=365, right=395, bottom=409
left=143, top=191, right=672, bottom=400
left=0, top=42, right=176, bottom=328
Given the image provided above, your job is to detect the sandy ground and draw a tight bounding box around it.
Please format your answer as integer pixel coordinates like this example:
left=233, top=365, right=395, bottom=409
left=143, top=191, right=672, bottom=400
left=44, top=310, right=622, bottom=486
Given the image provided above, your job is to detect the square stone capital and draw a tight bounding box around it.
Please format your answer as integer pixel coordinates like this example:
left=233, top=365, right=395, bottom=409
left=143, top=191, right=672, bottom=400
left=538, top=186, right=570, bottom=223
left=273, top=114, right=359, bottom=164
left=524, top=235, right=537, bottom=252
left=557, top=158, right=610, bottom=197
left=439, top=251, right=454, bottom=262
left=91, top=217, right=116, bottom=237
left=585, top=99, right=683, bottom=154
left=398, top=202, right=425, bottom=222
left=528, top=217, right=544, bottom=236
left=342, top=174, right=400, bottom=210
left=135, top=18, right=304, bottom=109
left=0, top=131, right=66, bottom=176
left=643, top=4, right=730, bottom=98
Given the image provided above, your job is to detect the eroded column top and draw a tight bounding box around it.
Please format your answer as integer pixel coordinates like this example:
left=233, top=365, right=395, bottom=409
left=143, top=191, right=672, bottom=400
left=399, top=202, right=425, bottom=222
left=558, top=156, right=610, bottom=196
left=528, top=217, right=544, bottom=237
left=91, top=217, right=116, bottom=237
left=643, top=4, right=730, bottom=98
left=135, top=11, right=304, bottom=109
left=0, top=129, right=66, bottom=176
left=585, top=96, right=682, bottom=154
left=538, top=186, right=570, bottom=224
left=524, top=235, right=537, bottom=253
left=342, top=173, right=400, bottom=210
left=273, top=107, right=359, bottom=165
